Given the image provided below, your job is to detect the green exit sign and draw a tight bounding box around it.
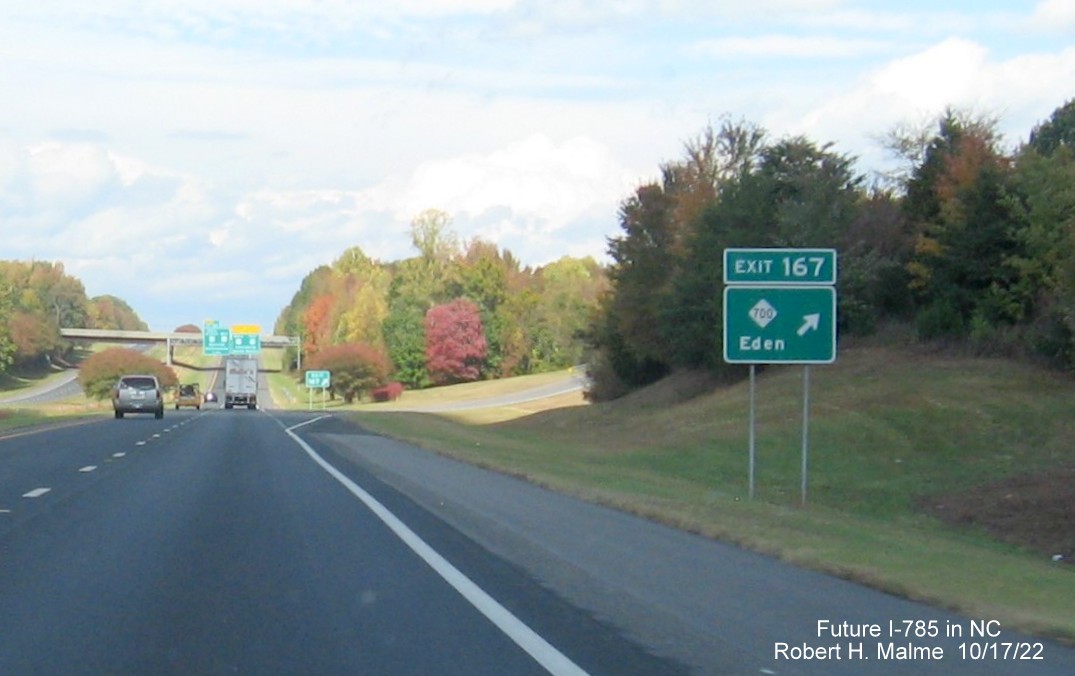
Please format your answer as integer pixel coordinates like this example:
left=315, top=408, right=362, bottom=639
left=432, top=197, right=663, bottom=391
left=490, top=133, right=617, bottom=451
left=724, top=248, right=837, bottom=285
left=203, top=321, right=231, bottom=356
left=723, top=286, right=836, bottom=364
left=305, top=370, right=331, bottom=388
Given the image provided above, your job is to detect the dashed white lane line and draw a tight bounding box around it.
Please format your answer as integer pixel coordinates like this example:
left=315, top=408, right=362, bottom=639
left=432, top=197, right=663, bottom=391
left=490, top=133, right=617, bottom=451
left=113, top=452, right=126, bottom=458
left=22, top=487, right=51, bottom=498
left=79, top=465, right=98, bottom=473
left=136, top=441, right=146, bottom=446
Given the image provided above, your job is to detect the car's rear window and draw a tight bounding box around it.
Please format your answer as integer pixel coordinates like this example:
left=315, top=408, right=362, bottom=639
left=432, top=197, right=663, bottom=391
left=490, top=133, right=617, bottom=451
left=179, top=385, right=196, bottom=395
left=121, top=377, right=157, bottom=390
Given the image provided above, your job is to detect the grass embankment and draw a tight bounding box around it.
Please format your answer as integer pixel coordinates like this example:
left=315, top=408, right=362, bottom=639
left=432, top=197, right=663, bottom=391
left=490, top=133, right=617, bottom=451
left=350, top=342, right=1075, bottom=643
left=0, top=346, right=108, bottom=428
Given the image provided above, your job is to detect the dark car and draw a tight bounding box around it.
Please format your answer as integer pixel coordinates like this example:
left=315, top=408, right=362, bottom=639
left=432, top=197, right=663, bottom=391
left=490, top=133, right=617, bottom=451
left=112, top=374, right=164, bottom=419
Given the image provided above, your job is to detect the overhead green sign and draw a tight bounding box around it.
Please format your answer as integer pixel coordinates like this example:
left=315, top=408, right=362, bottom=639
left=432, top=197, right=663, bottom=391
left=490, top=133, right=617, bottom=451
left=305, top=370, right=331, bottom=388
left=230, top=332, right=261, bottom=355
left=202, top=321, right=231, bottom=356
left=723, top=286, right=836, bottom=364
left=724, top=248, right=837, bottom=285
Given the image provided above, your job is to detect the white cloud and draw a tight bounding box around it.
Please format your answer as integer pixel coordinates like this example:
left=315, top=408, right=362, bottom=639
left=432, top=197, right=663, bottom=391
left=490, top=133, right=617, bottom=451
left=396, top=133, right=631, bottom=225
left=27, top=142, right=120, bottom=214
left=3, top=1, right=1073, bottom=332
left=1028, top=0, right=1075, bottom=33
left=688, top=34, right=891, bottom=59
left=872, top=38, right=990, bottom=113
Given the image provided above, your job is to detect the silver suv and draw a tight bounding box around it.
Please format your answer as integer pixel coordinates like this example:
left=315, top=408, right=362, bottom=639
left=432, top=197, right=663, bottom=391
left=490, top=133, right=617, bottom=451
left=112, top=374, right=164, bottom=419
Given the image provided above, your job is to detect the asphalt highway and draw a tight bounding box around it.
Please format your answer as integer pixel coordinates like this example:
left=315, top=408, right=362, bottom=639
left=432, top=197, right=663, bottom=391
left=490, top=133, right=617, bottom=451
left=2, top=379, right=1075, bottom=674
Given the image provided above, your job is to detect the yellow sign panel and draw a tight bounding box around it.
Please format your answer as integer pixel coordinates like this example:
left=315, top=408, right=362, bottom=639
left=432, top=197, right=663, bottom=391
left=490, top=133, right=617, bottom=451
left=231, top=324, right=261, bottom=334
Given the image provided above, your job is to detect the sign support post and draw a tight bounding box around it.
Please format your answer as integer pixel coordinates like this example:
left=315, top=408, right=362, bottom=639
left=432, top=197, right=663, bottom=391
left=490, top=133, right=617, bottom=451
left=801, top=366, right=811, bottom=505
left=748, top=364, right=756, bottom=500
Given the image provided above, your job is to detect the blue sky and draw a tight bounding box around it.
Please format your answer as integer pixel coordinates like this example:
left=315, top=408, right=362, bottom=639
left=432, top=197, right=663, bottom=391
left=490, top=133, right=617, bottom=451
left=1, top=1, right=1073, bottom=333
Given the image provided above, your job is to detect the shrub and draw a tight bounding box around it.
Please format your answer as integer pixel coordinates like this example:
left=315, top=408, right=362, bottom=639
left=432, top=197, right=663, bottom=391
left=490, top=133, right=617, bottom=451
left=78, top=347, right=178, bottom=400
left=371, top=381, right=404, bottom=402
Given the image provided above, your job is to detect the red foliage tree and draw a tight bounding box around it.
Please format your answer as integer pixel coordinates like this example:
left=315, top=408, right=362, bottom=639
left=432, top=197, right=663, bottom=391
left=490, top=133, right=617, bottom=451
left=425, top=298, right=487, bottom=384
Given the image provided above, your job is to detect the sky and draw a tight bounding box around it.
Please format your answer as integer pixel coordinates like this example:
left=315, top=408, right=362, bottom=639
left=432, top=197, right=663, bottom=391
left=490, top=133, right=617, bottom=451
left=1, top=1, right=1074, bottom=334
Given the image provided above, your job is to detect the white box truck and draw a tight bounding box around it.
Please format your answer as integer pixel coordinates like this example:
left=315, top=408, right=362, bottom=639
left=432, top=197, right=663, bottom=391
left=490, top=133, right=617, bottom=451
left=224, top=357, right=258, bottom=409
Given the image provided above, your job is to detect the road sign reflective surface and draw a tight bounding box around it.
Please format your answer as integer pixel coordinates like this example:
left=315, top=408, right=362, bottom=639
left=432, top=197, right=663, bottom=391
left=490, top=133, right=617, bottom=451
left=723, top=286, right=836, bottom=363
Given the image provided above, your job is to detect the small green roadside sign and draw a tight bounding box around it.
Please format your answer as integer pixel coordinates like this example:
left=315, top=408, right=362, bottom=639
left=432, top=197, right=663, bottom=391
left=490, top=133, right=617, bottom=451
left=305, top=370, right=331, bottom=388
left=723, top=286, right=836, bottom=364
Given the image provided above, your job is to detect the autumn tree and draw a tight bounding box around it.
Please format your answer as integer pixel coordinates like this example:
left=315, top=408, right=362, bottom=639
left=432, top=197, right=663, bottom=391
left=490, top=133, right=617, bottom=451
left=382, top=213, right=462, bottom=384
left=89, top=295, right=148, bottom=331
left=0, top=285, right=15, bottom=375
left=425, top=298, right=487, bottom=384
left=0, top=260, right=93, bottom=367
left=903, top=110, right=1019, bottom=338
left=329, top=247, right=389, bottom=348
left=302, top=294, right=336, bottom=356
left=448, top=239, right=511, bottom=376
left=531, top=256, right=606, bottom=371
left=1005, top=100, right=1075, bottom=364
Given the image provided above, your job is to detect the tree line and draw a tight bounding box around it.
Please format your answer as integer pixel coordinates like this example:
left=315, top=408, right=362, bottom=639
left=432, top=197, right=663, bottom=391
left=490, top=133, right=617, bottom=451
left=274, top=209, right=607, bottom=392
left=0, top=260, right=146, bottom=377
left=585, top=101, right=1075, bottom=399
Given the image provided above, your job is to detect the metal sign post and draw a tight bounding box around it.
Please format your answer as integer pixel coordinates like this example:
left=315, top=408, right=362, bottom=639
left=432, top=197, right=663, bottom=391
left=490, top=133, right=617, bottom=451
left=748, top=364, right=756, bottom=500
left=802, top=366, right=811, bottom=505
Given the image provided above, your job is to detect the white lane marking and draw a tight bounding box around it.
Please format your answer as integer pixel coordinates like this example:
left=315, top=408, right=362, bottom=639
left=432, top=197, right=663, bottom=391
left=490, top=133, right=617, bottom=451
left=79, top=465, right=98, bottom=473
left=0, top=508, right=12, bottom=514
left=23, top=487, right=52, bottom=498
left=113, top=452, right=126, bottom=458
left=136, top=441, right=146, bottom=446
left=152, top=433, right=161, bottom=438
left=284, top=419, right=588, bottom=676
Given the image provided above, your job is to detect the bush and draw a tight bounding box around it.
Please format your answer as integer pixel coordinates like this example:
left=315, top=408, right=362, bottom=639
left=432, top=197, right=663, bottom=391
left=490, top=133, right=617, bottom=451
left=915, top=298, right=966, bottom=340
left=371, top=381, right=404, bottom=402
left=78, top=347, right=178, bottom=400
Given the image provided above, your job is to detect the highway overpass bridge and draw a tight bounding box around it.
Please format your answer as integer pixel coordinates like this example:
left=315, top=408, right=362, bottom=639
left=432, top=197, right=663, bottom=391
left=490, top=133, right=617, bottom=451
left=60, top=329, right=301, bottom=366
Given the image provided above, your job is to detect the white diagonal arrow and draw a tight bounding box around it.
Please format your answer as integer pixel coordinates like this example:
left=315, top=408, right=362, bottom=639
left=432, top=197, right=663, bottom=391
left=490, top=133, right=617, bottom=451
left=797, top=313, right=821, bottom=336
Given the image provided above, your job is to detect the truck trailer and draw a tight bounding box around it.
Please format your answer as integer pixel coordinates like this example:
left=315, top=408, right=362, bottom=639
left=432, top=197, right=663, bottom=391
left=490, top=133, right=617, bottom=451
left=224, top=357, right=258, bottom=409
